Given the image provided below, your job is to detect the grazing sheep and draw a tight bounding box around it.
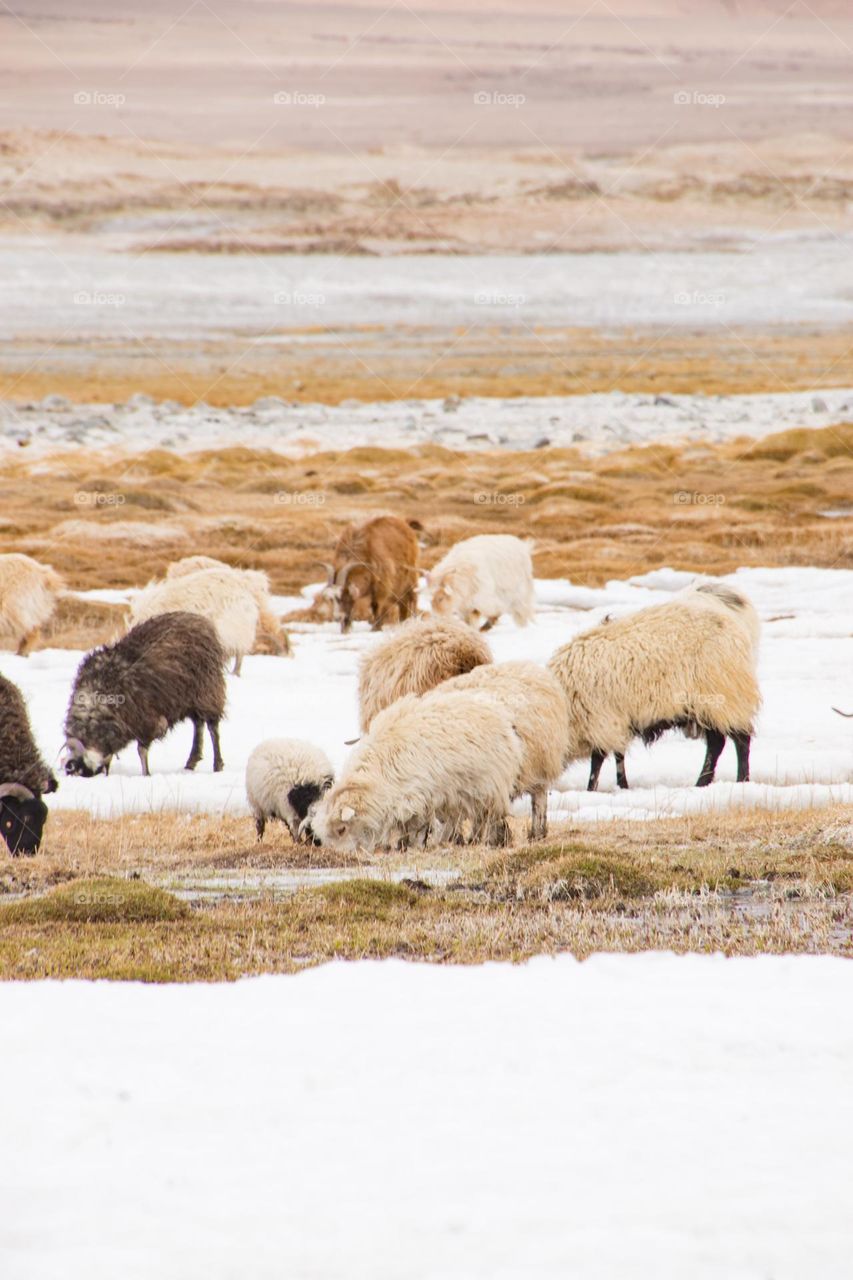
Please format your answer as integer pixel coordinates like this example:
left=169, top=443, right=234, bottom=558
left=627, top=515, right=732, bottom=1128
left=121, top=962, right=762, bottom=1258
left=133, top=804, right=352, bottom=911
left=0, top=554, right=64, bottom=655
left=166, top=556, right=292, bottom=659
left=436, top=661, right=568, bottom=840
left=548, top=589, right=760, bottom=790
left=321, top=515, right=420, bottom=633
left=0, top=674, right=57, bottom=856
left=313, top=690, right=522, bottom=853
left=246, top=739, right=334, bottom=842
left=130, top=567, right=262, bottom=676
left=358, top=616, right=493, bottom=732
left=428, top=535, right=535, bottom=631
left=64, top=611, right=226, bottom=778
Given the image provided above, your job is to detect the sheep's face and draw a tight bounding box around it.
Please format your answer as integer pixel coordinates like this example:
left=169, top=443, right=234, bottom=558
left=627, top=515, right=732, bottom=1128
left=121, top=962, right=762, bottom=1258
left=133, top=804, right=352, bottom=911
left=64, top=746, right=110, bottom=778
left=430, top=580, right=455, bottom=616
left=316, top=792, right=373, bottom=852
left=0, top=795, right=48, bottom=857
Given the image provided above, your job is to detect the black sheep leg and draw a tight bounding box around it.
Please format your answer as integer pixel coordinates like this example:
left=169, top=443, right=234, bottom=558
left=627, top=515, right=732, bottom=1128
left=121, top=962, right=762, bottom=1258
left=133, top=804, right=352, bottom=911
left=615, top=753, right=629, bottom=790
left=588, top=750, right=606, bottom=792
left=696, top=729, right=726, bottom=786
left=185, top=716, right=204, bottom=771
left=732, top=731, right=751, bottom=783
left=207, top=719, right=224, bottom=772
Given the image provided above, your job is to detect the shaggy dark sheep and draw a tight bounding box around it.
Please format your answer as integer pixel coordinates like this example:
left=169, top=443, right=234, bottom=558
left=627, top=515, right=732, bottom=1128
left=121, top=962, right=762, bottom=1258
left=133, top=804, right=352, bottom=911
left=0, top=673, right=57, bottom=856
left=64, top=611, right=227, bottom=778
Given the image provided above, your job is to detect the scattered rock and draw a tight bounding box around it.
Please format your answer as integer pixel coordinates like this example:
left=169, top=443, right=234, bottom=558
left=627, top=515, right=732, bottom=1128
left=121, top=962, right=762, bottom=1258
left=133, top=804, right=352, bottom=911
left=534, top=436, right=551, bottom=449
left=811, top=396, right=828, bottom=413
left=41, top=394, right=70, bottom=410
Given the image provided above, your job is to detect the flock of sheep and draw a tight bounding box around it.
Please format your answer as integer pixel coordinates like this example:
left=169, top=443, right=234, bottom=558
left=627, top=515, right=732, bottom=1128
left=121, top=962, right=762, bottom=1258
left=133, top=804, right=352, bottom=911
left=0, top=514, right=763, bottom=857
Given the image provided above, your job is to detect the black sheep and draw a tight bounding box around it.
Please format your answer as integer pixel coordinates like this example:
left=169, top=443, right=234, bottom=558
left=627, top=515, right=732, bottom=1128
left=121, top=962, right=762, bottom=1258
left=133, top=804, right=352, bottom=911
left=64, top=612, right=227, bottom=778
left=0, top=673, right=57, bottom=856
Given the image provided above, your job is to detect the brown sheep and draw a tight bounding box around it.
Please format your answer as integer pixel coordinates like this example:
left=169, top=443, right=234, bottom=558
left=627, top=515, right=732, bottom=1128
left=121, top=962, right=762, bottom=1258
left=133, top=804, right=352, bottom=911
left=322, top=516, right=420, bottom=634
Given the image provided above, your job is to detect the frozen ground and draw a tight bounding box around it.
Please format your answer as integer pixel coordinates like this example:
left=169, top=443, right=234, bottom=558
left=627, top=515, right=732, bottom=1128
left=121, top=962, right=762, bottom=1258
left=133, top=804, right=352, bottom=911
left=3, top=565, right=852, bottom=828
left=3, top=953, right=853, bottom=1279
left=4, top=243, right=853, bottom=339
left=2, top=385, right=853, bottom=457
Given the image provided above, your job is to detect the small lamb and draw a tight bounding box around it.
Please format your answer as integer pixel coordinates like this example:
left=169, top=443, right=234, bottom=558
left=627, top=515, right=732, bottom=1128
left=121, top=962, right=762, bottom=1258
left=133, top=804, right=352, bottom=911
left=246, top=738, right=334, bottom=843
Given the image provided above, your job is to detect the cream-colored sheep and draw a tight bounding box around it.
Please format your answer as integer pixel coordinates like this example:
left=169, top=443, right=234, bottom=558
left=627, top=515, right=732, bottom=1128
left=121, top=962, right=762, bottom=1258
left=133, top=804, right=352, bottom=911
left=245, top=738, right=334, bottom=842
left=429, top=535, right=535, bottom=630
left=166, top=557, right=291, bottom=658
left=130, top=568, right=260, bottom=675
left=436, top=661, right=568, bottom=840
left=358, top=616, right=493, bottom=732
left=548, top=592, right=761, bottom=790
left=313, top=689, right=522, bottom=853
left=0, top=554, right=64, bottom=655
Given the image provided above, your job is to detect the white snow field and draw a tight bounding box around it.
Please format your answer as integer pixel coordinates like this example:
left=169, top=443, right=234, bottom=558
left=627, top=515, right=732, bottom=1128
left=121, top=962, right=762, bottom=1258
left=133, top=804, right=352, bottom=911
left=2, top=953, right=853, bottom=1280
left=2, top=565, right=851, bottom=827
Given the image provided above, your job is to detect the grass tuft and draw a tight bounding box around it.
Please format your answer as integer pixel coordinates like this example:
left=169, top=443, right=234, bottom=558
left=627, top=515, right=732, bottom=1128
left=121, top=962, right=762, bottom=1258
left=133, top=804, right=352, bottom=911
left=0, top=877, right=188, bottom=925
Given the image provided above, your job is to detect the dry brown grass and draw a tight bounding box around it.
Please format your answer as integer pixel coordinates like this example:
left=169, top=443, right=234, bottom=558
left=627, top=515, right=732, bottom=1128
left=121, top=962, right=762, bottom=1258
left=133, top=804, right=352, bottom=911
left=1, top=806, right=852, bottom=979
left=1, top=425, right=851, bottom=650
left=3, top=328, right=853, bottom=406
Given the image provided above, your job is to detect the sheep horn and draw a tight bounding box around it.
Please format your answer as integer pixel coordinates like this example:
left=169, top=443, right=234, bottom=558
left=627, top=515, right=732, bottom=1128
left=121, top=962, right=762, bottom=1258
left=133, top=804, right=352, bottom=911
left=315, top=561, right=335, bottom=584
left=64, top=737, right=86, bottom=754
left=335, top=559, right=360, bottom=589
left=832, top=707, right=853, bottom=718
left=0, top=783, right=35, bottom=801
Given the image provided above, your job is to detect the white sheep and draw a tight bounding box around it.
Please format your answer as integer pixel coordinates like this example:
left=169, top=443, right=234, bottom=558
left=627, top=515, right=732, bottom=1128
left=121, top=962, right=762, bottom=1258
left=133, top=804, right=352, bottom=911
left=428, top=534, right=535, bottom=631
left=166, top=556, right=292, bottom=658
left=130, top=568, right=260, bottom=675
left=0, top=554, right=64, bottom=655
left=313, top=689, right=522, bottom=853
left=547, top=587, right=761, bottom=790
left=245, top=739, right=334, bottom=842
left=358, top=615, right=493, bottom=732
left=435, top=661, right=568, bottom=840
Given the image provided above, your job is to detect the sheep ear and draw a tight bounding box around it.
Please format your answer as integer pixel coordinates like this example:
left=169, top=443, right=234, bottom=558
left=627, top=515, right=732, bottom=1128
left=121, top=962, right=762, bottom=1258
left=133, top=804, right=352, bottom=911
left=340, top=805, right=356, bottom=821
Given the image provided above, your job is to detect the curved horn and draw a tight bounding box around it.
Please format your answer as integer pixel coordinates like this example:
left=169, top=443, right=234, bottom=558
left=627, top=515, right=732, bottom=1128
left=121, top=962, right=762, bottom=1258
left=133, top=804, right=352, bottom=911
left=833, top=707, right=853, bottom=718
left=0, top=783, right=35, bottom=801
left=314, top=561, right=335, bottom=584
left=64, top=737, right=86, bottom=754
left=335, top=559, right=361, bottom=589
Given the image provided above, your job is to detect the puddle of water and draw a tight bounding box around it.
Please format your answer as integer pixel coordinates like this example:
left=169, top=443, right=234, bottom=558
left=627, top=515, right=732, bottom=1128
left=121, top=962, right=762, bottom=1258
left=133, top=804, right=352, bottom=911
left=151, top=865, right=461, bottom=902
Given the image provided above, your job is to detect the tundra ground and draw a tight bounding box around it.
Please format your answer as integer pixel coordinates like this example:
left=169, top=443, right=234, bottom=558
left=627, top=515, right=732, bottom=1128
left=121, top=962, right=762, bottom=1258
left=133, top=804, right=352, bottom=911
left=1, top=807, right=852, bottom=979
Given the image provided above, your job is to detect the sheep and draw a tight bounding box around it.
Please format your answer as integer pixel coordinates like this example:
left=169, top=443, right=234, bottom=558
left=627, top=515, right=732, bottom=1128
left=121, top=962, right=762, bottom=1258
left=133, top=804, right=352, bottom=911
left=428, top=535, right=535, bottom=631
left=434, top=661, right=568, bottom=840
left=64, top=611, right=226, bottom=778
left=547, top=587, right=761, bottom=791
left=165, top=556, right=293, bottom=660
left=0, top=674, right=58, bottom=855
left=245, top=739, right=334, bottom=843
left=321, top=515, right=420, bottom=633
left=358, top=616, right=493, bottom=732
left=678, top=581, right=761, bottom=652
left=313, top=689, right=522, bottom=853
left=0, top=554, right=64, bottom=655
left=130, top=567, right=262, bottom=676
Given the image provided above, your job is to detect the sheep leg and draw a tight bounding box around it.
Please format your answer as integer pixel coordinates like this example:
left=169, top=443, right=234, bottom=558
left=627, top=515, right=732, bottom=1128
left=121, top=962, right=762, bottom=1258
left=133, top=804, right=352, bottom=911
left=696, top=729, right=726, bottom=786
left=16, top=627, right=39, bottom=656
left=615, top=754, right=629, bottom=790
left=587, top=750, right=606, bottom=792
left=137, top=743, right=151, bottom=777
left=732, top=731, right=751, bottom=783
left=528, top=788, right=548, bottom=841
left=255, top=814, right=266, bottom=841
left=232, top=653, right=243, bottom=677
left=479, top=618, right=497, bottom=632
left=207, top=719, right=224, bottom=773
left=185, top=717, right=204, bottom=771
